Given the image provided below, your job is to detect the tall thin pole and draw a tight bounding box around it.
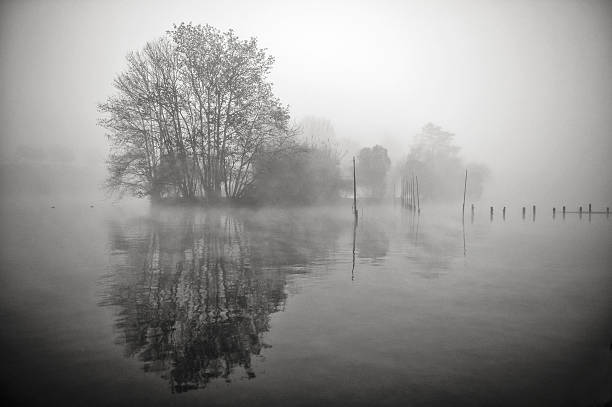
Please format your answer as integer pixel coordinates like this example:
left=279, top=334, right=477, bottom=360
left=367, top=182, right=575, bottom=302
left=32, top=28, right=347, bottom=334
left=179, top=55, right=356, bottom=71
left=409, top=175, right=412, bottom=209
left=462, top=169, right=468, bottom=220
left=353, top=156, right=358, bottom=218
left=404, top=176, right=407, bottom=208
left=462, top=170, right=467, bottom=256
left=411, top=176, right=415, bottom=211
left=352, top=215, right=357, bottom=280
left=416, top=175, right=420, bottom=212
left=412, top=175, right=416, bottom=212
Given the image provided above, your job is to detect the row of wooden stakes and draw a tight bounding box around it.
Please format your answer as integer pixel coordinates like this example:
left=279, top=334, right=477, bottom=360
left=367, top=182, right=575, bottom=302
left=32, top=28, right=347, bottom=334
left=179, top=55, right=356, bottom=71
left=400, top=175, right=420, bottom=212
left=471, top=204, right=610, bottom=219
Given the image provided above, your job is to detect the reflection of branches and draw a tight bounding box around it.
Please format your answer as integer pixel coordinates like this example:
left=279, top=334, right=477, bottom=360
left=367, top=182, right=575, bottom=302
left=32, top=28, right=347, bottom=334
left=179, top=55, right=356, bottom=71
left=101, top=208, right=344, bottom=392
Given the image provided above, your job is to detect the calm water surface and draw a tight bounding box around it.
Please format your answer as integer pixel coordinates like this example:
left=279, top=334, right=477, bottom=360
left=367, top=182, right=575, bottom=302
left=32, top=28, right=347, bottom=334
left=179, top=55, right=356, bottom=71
left=1, top=199, right=611, bottom=406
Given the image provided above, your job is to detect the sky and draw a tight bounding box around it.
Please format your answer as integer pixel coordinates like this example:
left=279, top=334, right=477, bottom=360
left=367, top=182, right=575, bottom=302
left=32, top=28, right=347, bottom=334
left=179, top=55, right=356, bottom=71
left=1, top=0, right=611, bottom=204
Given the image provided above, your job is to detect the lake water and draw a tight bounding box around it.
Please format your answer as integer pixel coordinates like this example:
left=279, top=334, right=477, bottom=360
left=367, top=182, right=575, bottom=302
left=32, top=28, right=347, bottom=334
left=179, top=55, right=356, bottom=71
left=1, top=199, right=611, bottom=406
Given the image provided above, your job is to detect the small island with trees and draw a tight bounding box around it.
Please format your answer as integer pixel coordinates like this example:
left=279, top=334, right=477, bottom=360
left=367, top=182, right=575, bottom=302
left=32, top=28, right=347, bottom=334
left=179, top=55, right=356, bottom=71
left=99, top=23, right=487, bottom=206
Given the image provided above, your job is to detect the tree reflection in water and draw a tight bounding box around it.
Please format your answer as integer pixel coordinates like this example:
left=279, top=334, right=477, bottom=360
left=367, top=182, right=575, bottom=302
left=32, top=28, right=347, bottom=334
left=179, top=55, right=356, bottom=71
left=100, top=207, right=343, bottom=393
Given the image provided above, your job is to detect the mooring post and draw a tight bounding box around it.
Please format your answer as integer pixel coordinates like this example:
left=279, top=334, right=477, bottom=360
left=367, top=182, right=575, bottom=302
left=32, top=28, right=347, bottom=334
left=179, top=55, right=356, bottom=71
left=503, top=206, right=506, bottom=220
left=490, top=206, right=493, bottom=221
left=416, top=176, right=420, bottom=214
left=353, top=156, right=358, bottom=219
left=579, top=206, right=583, bottom=217
left=462, top=170, right=467, bottom=221
left=553, top=207, right=556, bottom=219
left=588, top=203, right=591, bottom=214
left=412, top=176, right=416, bottom=212
left=407, top=177, right=411, bottom=209
left=607, top=207, right=610, bottom=217
left=522, top=207, right=526, bottom=219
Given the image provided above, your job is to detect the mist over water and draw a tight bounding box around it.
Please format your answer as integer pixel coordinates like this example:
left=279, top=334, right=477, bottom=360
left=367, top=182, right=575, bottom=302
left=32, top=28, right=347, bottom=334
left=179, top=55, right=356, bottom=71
left=1, top=199, right=610, bottom=405
left=1, top=0, right=612, bottom=405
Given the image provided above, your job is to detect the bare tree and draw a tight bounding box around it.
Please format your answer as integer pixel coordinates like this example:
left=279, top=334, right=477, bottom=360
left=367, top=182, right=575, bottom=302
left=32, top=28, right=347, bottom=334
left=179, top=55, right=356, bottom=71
left=99, top=24, right=293, bottom=202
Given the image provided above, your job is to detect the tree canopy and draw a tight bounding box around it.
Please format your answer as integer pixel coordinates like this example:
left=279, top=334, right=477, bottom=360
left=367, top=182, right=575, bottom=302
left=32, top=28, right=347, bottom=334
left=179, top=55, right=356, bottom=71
left=357, top=145, right=391, bottom=198
left=248, top=117, right=346, bottom=205
left=99, top=23, right=293, bottom=202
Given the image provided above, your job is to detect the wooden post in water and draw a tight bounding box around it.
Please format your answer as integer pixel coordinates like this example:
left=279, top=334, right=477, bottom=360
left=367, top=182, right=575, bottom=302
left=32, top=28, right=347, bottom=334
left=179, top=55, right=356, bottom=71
left=408, top=176, right=412, bottom=209
left=462, top=170, right=467, bottom=221
left=353, top=156, right=358, bottom=219
left=416, top=176, right=420, bottom=213
left=405, top=177, right=410, bottom=208
left=408, top=177, right=414, bottom=210
left=490, top=206, right=493, bottom=221
left=411, top=176, right=415, bottom=211
left=522, top=207, right=526, bottom=219
left=404, top=176, right=407, bottom=208
left=532, top=205, right=536, bottom=221
left=588, top=203, right=591, bottom=214
left=403, top=176, right=406, bottom=208
left=406, top=177, right=412, bottom=208
left=579, top=206, right=583, bottom=217
left=607, top=207, right=610, bottom=217
left=410, top=175, right=414, bottom=211
left=404, top=176, right=408, bottom=209
left=503, top=206, right=506, bottom=220
left=553, top=207, right=556, bottom=219
left=413, top=176, right=416, bottom=212
left=401, top=177, right=405, bottom=207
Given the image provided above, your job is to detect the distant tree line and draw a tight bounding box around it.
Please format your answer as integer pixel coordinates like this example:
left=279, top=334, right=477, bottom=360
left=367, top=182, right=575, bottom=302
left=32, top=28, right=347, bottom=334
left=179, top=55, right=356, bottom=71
left=400, top=123, right=488, bottom=201
left=352, top=125, right=489, bottom=202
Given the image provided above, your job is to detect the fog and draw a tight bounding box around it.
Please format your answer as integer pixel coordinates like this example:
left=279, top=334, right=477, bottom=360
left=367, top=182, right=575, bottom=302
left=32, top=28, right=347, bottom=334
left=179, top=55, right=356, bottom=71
left=2, top=3, right=612, bottom=404
left=1, top=0, right=611, bottom=206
